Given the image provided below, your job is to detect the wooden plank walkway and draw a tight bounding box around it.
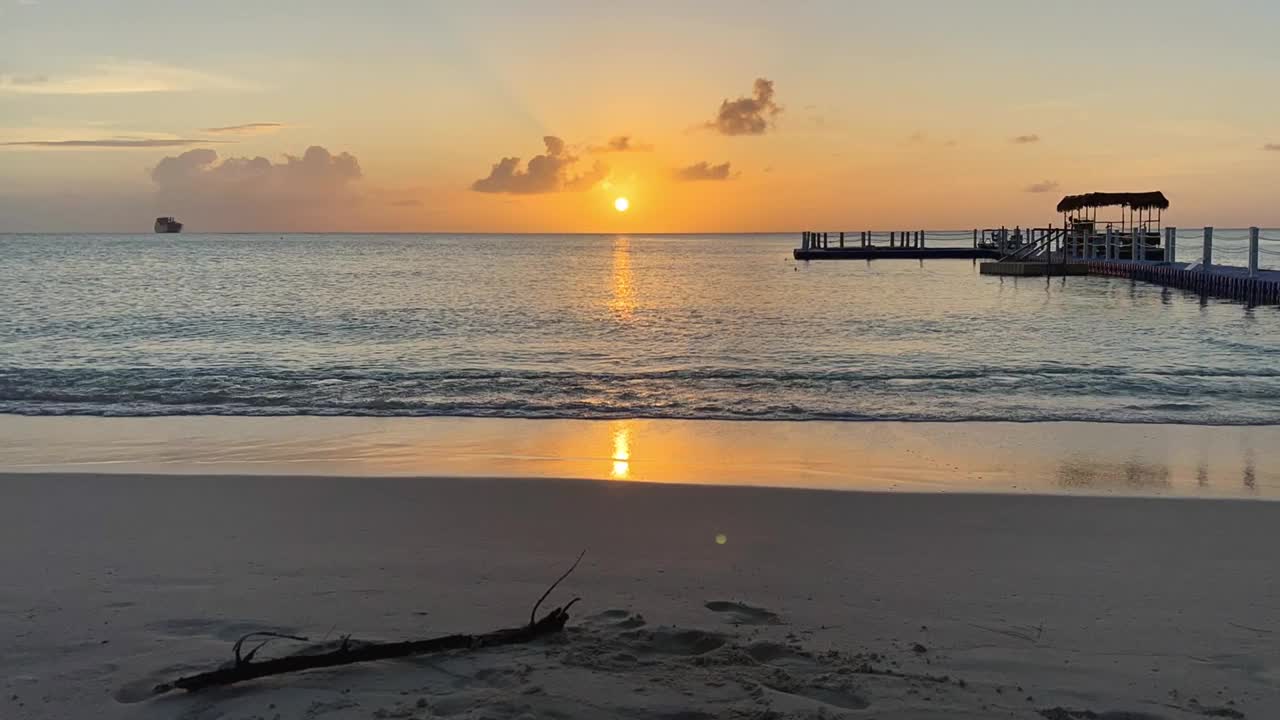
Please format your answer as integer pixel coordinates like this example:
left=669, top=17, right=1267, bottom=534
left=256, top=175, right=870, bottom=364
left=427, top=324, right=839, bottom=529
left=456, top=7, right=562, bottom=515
left=794, top=246, right=999, bottom=260
left=979, top=261, right=1087, bottom=276
left=1088, top=260, right=1280, bottom=305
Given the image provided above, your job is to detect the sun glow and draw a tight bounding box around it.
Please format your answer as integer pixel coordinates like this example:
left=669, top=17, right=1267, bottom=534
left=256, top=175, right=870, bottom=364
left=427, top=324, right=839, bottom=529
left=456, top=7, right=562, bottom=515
left=614, top=196, right=630, bottom=212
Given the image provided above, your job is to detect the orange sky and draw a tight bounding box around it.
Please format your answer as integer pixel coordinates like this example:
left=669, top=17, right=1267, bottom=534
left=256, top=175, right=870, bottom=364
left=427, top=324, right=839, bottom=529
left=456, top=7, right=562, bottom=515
left=3, top=1, right=1279, bottom=232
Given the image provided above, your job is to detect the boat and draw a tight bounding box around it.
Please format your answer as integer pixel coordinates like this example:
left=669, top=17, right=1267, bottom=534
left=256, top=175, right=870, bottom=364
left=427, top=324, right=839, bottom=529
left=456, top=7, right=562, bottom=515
left=154, top=216, right=183, bottom=233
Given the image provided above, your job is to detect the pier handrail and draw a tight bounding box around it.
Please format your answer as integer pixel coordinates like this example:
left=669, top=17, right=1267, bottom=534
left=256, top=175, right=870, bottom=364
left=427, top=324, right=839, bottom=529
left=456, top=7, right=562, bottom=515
left=998, top=227, right=1063, bottom=262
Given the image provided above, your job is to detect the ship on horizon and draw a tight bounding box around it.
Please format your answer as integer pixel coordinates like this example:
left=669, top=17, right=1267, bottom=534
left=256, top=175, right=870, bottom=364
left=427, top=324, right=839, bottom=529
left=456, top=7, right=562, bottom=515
left=154, top=216, right=183, bottom=233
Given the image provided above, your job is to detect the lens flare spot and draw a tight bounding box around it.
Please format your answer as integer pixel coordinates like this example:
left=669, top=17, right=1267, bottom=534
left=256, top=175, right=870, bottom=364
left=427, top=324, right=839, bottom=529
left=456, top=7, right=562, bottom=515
left=715, top=533, right=727, bottom=545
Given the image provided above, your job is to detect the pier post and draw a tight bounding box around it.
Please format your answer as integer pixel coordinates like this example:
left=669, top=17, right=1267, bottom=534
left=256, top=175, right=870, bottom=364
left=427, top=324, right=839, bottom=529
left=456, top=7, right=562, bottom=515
left=890, top=231, right=896, bottom=248
left=973, top=229, right=977, bottom=249
left=1166, top=227, right=1176, bottom=263
left=802, top=231, right=809, bottom=250
left=839, top=231, right=844, bottom=248
left=1203, top=227, right=1214, bottom=268
left=1105, top=227, right=1113, bottom=260
left=919, top=230, right=925, bottom=248
left=1249, top=227, right=1260, bottom=277
left=1132, top=227, right=1143, bottom=262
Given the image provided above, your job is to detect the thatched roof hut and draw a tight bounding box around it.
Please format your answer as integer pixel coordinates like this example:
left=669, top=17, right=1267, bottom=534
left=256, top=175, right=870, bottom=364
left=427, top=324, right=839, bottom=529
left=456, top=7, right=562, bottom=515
left=1056, top=191, right=1169, bottom=214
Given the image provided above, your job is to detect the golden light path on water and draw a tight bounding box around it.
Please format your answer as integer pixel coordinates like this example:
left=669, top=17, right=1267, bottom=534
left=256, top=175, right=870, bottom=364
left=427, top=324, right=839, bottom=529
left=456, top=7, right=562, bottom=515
left=611, top=425, right=631, bottom=479
left=607, top=236, right=636, bottom=321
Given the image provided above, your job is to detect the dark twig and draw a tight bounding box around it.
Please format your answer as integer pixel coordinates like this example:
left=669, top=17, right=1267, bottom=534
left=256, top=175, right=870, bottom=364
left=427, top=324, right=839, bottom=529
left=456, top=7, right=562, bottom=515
left=232, top=632, right=309, bottom=665
left=151, top=556, right=586, bottom=696
left=530, top=549, right=586, bottom=628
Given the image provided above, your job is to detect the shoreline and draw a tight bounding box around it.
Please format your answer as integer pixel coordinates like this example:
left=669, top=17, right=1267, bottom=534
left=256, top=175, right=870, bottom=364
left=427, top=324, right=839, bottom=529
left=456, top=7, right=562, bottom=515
left=2, top=415, right=1276, bottom=499
left=10, top=411, right=1280, bottom=427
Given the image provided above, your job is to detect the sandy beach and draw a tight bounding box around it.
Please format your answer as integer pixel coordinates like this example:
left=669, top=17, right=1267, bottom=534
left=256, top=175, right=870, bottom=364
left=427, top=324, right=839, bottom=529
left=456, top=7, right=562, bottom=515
left=3, top=471, right=1276, bottom=719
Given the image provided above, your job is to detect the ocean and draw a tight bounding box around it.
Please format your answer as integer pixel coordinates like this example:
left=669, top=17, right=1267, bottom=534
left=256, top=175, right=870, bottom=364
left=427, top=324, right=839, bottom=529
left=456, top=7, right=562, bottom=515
left=3, top=232, right=1279, bottom=425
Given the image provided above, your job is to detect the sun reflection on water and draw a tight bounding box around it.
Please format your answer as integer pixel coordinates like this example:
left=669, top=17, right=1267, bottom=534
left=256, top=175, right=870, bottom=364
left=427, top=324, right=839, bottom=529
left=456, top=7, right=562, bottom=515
left=611, top=425, right=631, bottom=479
left=608, top=236, right=637, bottom=321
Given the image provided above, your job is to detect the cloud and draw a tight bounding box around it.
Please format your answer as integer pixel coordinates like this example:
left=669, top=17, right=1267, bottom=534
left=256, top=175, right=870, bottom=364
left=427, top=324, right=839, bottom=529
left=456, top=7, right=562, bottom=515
left=907, top=131, right=957, bottom=147
left=674, top=161, right=734, bottom=182
left=202, top=122, right=285, bottom=135
left=706, top=78, right=781, bottom=135
left=0, top=61, right=249, bottom=95
left=589, top=135, right=653, bottom=153
left=1012, top=134, right=1041, bottom=144
left=471, top=136, right=607, bottom=194
left=1264, top=143, right=1280, bottom=152
left=1025, top=180, right=1060, bottom=193
left=1, top=138, right=222, bottom=148
left=151, top=145, right=363, bottom=230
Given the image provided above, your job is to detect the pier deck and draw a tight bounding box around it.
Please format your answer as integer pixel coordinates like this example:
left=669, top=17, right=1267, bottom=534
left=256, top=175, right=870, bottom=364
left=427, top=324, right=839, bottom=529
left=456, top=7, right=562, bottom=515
left=792, top=227, right=1280, bottom=305
left=979, top=261, right=1088, bottom=276
left=1089, top=259, right=1280, bottom=305
left=794, top=246, right=1000, bottom=260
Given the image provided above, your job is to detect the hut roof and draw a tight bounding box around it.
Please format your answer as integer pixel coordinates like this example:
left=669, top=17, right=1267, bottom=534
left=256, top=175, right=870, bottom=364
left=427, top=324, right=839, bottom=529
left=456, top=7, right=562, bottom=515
left=1056, top=191, right=1169, bottom=213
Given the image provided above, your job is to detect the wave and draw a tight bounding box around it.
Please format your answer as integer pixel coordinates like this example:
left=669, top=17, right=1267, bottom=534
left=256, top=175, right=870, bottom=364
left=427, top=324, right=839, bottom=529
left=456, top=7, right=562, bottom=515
left=2, top=365, right=1279, bottom=425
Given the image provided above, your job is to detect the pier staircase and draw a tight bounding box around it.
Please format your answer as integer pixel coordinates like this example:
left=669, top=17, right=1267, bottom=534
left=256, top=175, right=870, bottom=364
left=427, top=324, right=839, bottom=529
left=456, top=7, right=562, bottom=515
left=980, top=228, right=1088, bottom=276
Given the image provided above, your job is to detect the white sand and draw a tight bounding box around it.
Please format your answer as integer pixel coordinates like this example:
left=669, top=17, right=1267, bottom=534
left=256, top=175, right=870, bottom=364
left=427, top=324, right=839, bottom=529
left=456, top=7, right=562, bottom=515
left=2, top=472, right=1275, bottom=719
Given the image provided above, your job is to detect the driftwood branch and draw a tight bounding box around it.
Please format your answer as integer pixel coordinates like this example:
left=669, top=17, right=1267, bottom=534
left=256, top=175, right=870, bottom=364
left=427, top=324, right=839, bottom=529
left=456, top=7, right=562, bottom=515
left=152, top=552, right=586, bottom=696
left=530, top=548, right=585, bottom=627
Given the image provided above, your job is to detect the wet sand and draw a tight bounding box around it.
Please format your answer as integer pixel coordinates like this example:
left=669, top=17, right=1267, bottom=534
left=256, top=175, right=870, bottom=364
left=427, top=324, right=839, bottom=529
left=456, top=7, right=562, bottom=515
left=1, top=415, right=1277, bottom=497
left=2, top=472, right=1277, bottom=719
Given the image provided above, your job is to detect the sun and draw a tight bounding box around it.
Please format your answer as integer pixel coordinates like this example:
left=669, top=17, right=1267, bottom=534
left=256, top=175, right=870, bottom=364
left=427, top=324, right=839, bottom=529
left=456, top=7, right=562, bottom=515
left=614, top=196, right=630, bottom=212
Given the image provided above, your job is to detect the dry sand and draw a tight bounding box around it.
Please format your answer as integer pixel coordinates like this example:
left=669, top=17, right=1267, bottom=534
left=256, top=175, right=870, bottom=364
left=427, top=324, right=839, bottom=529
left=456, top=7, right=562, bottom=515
left=2, top=472, right=1276, bottom=719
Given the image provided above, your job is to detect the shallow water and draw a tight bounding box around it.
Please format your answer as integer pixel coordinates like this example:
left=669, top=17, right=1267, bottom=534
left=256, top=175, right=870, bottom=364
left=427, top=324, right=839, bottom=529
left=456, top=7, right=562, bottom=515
left=2, top=416, right=1277, bottom=498
left=2, top=233, right=1279, bottom=423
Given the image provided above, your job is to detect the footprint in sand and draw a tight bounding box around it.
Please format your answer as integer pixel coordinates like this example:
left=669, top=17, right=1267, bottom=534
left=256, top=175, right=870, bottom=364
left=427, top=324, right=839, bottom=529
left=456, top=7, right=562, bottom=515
left=588, top=609, right=647, bottom=629
left=704, top=601, right=782, bottom=626
left=643, top=628, right=727, bottom=656
left=762, top=684, right=871, bottom=712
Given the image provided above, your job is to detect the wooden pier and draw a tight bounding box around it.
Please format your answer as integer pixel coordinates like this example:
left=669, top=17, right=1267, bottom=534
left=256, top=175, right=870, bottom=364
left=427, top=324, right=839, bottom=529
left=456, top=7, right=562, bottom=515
left=793, top=229, right=1007, bottom=261
left=793, top=224, right=1280, bottom=305
left=1089, top=259, right=1280, bottom=305
left=979, top=260, right=1087, bottom=276
left=795, top=246, right=999, bottom=260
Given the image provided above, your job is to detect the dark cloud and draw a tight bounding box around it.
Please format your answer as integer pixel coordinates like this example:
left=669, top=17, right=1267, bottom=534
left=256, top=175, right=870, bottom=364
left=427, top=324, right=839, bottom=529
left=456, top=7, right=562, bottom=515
left=674, top=161, right=734, bottom=182
left=589, top=135, right=653, bottom=153
left=1012, top=134, right=1041, bottom=144
left=151, top=145, right=363, bottom=229
left=1264, top=143, right=1280, bottom=152
left=1025, top=180, right=1060, bottom=193
left=471, top=136, right=606, bottom=194
left=202, top=122, right=285, bottom=134
left=2, top=138, right=221, bottom=148
left=706, top=78, right=780, bottom=136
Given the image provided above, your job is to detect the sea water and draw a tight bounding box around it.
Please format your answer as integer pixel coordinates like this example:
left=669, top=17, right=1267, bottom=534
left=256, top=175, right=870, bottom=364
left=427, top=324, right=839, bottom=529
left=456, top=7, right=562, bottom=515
left=3, top=233, right=1279, bottom=424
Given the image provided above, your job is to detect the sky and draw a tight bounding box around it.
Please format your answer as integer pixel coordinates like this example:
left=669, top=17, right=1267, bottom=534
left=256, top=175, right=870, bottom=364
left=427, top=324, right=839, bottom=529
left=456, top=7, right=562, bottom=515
left=2, top=0, right=1279, bottom=232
